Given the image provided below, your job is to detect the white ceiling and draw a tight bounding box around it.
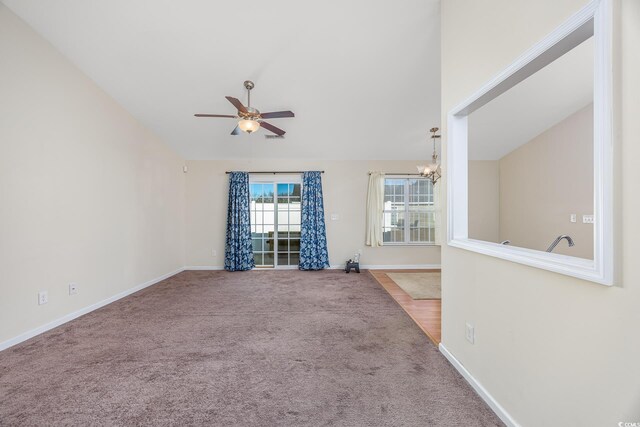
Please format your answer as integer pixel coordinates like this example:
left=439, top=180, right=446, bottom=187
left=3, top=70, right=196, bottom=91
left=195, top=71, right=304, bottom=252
left=468, top=37, right=593, bottom=161
left=2, top=0, right=441, bottom=160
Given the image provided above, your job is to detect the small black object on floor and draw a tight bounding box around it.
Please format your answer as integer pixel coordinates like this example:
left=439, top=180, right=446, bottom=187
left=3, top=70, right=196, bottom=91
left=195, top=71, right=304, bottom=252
left=345, top=260, right=360, bottom=273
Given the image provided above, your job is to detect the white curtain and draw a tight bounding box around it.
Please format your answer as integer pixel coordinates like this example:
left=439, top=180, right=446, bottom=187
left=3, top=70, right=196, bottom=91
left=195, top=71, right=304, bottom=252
left=429, top=180, right=443, bottom=245
left=365, top=172, right=385, bottom=247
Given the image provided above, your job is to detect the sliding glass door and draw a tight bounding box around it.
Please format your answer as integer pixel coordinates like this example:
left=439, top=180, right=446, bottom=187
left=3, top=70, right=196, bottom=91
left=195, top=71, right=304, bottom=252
left=250, top=179, right=301, bottom=268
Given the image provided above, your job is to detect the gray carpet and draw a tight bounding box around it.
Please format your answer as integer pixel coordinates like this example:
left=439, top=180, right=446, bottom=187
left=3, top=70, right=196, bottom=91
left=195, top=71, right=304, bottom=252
left=0, top=270, right=502, bottom=426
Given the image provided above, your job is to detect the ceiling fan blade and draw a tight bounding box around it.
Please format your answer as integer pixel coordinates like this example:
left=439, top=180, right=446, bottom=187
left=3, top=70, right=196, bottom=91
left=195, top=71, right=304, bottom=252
left=260, top=110, right=295, bottom=119
left=225, top=96, right=248, bottom=114
left=259, top=121, right=286, bottom=136
left=231, top=125, right=240, bottom=135
left=194, top=114, right=236, bottom=118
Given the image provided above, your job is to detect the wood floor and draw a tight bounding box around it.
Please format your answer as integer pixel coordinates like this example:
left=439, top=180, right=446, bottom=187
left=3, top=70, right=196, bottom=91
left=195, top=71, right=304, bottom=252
left=369, top=269, right=442, bottom=345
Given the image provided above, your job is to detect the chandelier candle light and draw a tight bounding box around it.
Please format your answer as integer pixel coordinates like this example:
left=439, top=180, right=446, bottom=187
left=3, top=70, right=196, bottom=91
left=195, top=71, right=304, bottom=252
left=417, top=127, right=441, bottom=185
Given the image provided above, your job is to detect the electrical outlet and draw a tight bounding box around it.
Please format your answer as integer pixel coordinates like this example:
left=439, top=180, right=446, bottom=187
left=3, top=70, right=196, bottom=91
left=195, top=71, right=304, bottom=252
left=570, top=214, right=577, bottom=223
left=583, top=214, right=594, bottom=224
left=465, top=322, right=475, bottom=344
left=69, top=283, right=78, bottom=295
left=38, top=291, right=48, bottom=305
left=330, top=213, right=339, bottom=221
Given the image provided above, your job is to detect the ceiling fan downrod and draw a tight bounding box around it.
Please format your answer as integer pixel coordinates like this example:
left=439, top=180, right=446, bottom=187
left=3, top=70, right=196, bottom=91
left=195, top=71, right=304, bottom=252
left=244, top=80, right=254, bottom=109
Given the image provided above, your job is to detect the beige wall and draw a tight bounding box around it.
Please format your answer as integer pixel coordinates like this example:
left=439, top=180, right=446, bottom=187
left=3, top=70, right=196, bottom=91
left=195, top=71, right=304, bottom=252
left=442, top=0, right=640, bottom=425
left=500, top=104, right=594, bottom=258
left=185, top=160, right=441, bottom=268
left=468, top=160, right=500, bottom=243
left=469, top=105, right=594, bottom=258
left=0, top=5, right=185, bottom=345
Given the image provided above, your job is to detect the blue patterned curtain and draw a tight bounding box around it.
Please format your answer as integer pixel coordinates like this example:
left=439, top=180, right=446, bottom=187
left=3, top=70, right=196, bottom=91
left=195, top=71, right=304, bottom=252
left=224, top=172, right=255, bottom=271
left=299, top=171, right=330, bottom=270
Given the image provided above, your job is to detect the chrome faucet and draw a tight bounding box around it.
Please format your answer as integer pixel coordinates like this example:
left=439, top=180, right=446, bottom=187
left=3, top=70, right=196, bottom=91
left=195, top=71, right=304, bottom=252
left=546, top=235, right=575, bottom=252
left=500, top=240, right=511, bottom=245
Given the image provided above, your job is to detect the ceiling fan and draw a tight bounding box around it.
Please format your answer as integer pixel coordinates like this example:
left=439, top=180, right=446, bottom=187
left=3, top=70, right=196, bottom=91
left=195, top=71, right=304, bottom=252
left=194, top=80, right=294, bottom=136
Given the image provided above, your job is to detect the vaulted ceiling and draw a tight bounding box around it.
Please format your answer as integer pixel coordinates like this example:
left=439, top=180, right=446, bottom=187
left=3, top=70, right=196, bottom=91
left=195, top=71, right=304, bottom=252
left=468, top=37, right=593, bottom=161
left=3, top=0, right=441, bottom=160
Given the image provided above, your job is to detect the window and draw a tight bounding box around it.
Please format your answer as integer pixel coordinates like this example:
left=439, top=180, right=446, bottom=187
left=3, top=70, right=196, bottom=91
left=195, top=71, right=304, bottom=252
left=383, top=178, right=435, bottom=244
left=250, top=180, right=301, bottom=267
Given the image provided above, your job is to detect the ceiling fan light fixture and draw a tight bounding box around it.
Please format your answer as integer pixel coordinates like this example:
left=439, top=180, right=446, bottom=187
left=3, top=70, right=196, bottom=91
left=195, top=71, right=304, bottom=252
left=238, top=119, right=260, bottom=134
left=194, top=81, right=292, bottom=136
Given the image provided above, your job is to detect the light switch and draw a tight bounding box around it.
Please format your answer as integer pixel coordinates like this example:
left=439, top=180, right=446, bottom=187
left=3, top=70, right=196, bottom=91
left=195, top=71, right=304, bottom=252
left=465, top=322, right=475, bottom=344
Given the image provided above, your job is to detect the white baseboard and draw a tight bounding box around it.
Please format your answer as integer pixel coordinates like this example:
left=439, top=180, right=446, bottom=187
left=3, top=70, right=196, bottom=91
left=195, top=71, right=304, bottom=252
left=184, top=264, right=441, bottom=271
left=361, top=264, right=441, bottom=270
left=439, top=343, right=520, bottom=427
left=0, top=267, right=184, bottom=352
left=1, top=264, right=439, bottom=351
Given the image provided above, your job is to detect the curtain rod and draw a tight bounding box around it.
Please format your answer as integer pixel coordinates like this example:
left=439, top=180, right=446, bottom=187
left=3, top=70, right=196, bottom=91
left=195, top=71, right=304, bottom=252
left=368, top=172, right=423, bottom=176
left=225, top=171, right=325, bottom=174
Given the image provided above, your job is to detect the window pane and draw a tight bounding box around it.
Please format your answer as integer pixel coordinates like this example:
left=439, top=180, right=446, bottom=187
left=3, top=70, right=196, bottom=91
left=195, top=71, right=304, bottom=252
left=289, top=229, right=301, bottom=239
left=263, top=185, right=274, bottom=203
left=383, top=178, right=416, bottom=244
left=278, top=253, right=289, bottom=266
left=263, top=211, right=275, bottom=226
left=252, top=180, right=303, bottom=266
left=410, top=228, right=424, bottom=242
left=289, top=198, right=301, bottom=209
left=290, top=252, right=300, bottom=265
left=384, top=179, right=404, bottom=202
left=383, top=211, right=405, bottom=228
left=277, top=183, right=290, bottom=196
left=277, top=211, right=289, bottom=225
left=427, top=212, right=436, bottom=228
left=265, top=238, right=275, bottom=251
left=250, top=183, right=262, bottom=201
left=263, top=252, right=274, bottom=266
left=409, top=179, right=431, bottom=211
left=289, top=210, right=301, bottom=225
left=383, top=228, right=404, bottom=243
left=409, top=212, right=428, bottom=228
left=253, top=253, right=263, bottom=265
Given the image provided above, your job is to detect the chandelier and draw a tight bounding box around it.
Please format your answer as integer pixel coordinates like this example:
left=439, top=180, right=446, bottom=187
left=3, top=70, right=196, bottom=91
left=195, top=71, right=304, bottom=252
left=417, top=127, right=441, bottom=185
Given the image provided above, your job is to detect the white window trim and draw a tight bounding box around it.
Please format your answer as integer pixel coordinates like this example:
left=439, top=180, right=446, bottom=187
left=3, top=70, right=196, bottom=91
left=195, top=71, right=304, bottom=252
left=249, top=175, right=303, bottom=269
left=383, top=176, right=436, bottom=246
left=446, top=0, right=614, bottom=285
